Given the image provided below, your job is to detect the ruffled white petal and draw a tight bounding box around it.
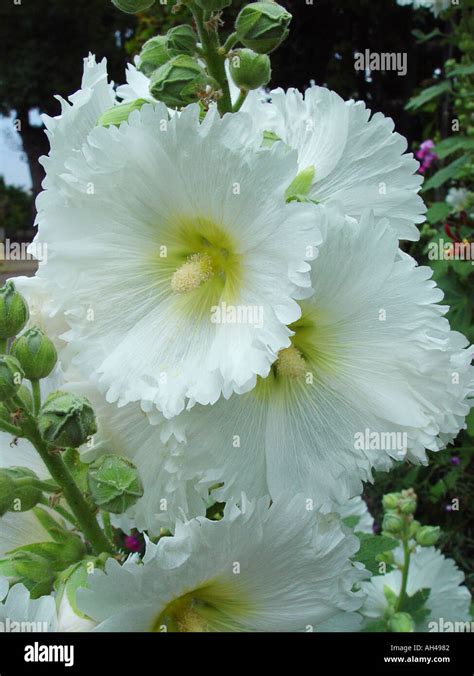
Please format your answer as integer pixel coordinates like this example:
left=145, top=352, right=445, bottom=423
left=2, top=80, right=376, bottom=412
left=78, top=494, right=366, bottom=632
left=244, top=85, right=425, bottom=240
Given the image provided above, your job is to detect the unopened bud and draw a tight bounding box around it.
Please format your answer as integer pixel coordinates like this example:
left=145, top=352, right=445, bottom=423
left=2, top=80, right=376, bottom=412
left=0, top=281, right=29, bottom=340
left=111, top=0, right=155, bottom=13
left=138, top=36, right=171, bottom=76
left=166, top=25, right=197, bottom=57
left=415, top=526, right=440, bottom=547
left=382, top=492, right=400, bottom=511
left=382, top=512, right=404, bottom=535
left=0, top=471, right=16, bottom=516
left=235, top=2, right=292, bottom=54
left=38, top=391, right=97, bottom=448
left=88, top=454, right=143, bottom=514
left=149, top=56, right=207, bottom=108
left=388, top=612, right=415, bottom=633
left=229, top=49, right=271, bottom=90
left=11, top=327, right=57, bottom=381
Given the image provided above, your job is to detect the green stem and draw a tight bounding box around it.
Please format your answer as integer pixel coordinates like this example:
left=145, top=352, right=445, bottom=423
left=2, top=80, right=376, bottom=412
left=395, top=531, right=411, bottom=613
left=232, top=89, right=248, bottom=112
left=15, top=476, right=58, bottom=493
left=102, top=512, right=114, bottom=544
left=191, top=4, right=232, bottom=115
left=30, top=380, right=41, bottom=416
left=24, top=425, right=113, bottom=555
left=0, top=418, right=23, bottom=437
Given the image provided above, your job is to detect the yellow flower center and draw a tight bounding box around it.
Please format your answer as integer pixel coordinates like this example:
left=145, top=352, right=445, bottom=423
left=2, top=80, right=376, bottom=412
left=276, top=346, right=307, bottom=379
left=170, top=253, right=214, bottom=293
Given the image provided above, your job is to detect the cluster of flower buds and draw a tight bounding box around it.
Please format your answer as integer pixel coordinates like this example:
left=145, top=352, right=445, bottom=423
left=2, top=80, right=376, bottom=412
left=110, top=0, right=291, bottom=109
left=381, top=488, right=440, bottom=546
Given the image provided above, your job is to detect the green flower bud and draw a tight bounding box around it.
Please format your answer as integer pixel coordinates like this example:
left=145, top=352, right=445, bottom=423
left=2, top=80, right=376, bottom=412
left=38, top=391, right=97, bottom=448
left=376, top=550, right=395, bottom=565
left=166, top=25, right=197, bottom=57
left=0, top=470, right=16, bottom=516
left=195, top=0, right=232, bottom=10
left=4, top=467, right=42, bottom=512
left=11, top=327, right=57, bottom=381
left=111, top=0, right=155, bottom=13
left=235, top=2, right=292, bottom=54
left=383, top=585, right=398, bottom=608
left=382, top=492, right=400, bottom=511
left=399, top=497, right=417, bottom=515
left=388, top=612, right=415, bottom=633
left=87, top=454, right=144, bottom=514
left=382, top=512, right=404, bottom=535
left=229, top=48, right=271, bottom=90
left=415, top=526, right=440, bottom=547
left=150, top=55, right=207, bottom=108
left=0, top=355, right=24, bottom=402
left=0, top=281, right=29, bottom=340
left=98, top=99, right=149, bottom=127
left=138, top=36, right=171, bottom=76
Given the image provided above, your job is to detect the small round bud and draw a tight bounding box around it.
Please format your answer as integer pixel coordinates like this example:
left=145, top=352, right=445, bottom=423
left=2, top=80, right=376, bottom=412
left=38, top=391, right=97, bottom=448
left=376, top=550, right=395, bottom=565
left=11, top=327, right=57, bottom=381
left=382, top=512, right=404, bottom=535
left=415, top=526, right=440, bottom=547
left=399, top=497, right=417, bottom=515
left=382, top=492, right=400, bottom=511
left=0, top=471, right=16, bottom=516
left=149, top=55, right=207, bottom=108
left=195, top=0, right=232, bottom=10
left=111, top=0, right=155, bottom=13
left=0, top=355, right=24, bottom=402
left=235, top=2, right=292, bottom=54
left=4, top=467, right=42, bottom=512
left=98, top=99, right=149, bottom=127
left=0, top=281, right=29, bottom=340
left=388, top=612, right=415, bottom=633
left=87, top=454, right=144, bottom=514
left=229, top=49, right=271, bottom=90
left=166, top=25, right=197, bottom=57
left=138, top=36, right=171, bottom=76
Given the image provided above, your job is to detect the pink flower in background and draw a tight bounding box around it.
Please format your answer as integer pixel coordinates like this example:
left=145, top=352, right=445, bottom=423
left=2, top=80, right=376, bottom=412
left=416, top=139, right=438, bottom=174
left=124, top=535, right=142, bottom=552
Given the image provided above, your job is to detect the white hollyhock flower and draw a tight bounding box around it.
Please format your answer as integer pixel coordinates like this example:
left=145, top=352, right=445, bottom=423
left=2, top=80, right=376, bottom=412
left=360, top=546, right=472, bottom=631
left=397, top=0, right=452, bottom=17
left=116, top=58, right=152, bottom=103
left=77, top=495, right=365, bottom=632
left=175, top=206, right=473, bottom=506
left=243, top=85, right=425, bottom=240
left=35, top=101, right=320, bottom=418
left=0, top=578, right=57, bottom=632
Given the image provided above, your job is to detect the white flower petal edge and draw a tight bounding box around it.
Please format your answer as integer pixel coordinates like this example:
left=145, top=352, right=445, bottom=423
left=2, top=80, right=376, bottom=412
left=172, top=206, right=473, bottom=506
left=0, top=578, right=57, bottom=632
left=35, top=101, right=322, bottom=418
left=38, top=54, right=115, bottom=200
left=243, top=85, right=425, bottom=240
left=77, top=494, right=366, bottom=632
left=360, top=546, right=472, bottom=631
